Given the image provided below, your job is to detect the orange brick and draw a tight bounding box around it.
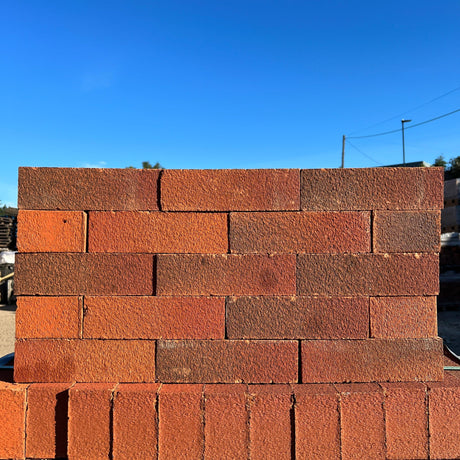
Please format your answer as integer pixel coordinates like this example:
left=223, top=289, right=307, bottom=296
left=158, top=384, right=204, bottom=459
left=14, top=339, right=156, bottom=383
left=88, top=211, right=228, bottom=253
left=301, top=167, right=443, bottom=210
left=18, top=166, right=160, bottom=210
left=16, top=296, right=81, bottom=339
left=18, top=210, right=86, bottom=252
left=15, top=253, right=154, bottom=295
left=294, top=384, right=340, bottom=460
left=26, top=383, right=70, bottom=459
left=84, top=296, right=225, bottom=339
left=157, top=254, right=296, bottom=296
left=230, top=211, right=370, bottom=253
left=113, top=384, right=160, bottom=460
left=226, top=296, right=369, bottom=339
left=297, top=253, right=439, bottom=296
left=156, top=340, right=298, bottom=383
left=204, top=384, right=248, bottom=460
left=68, top=383, right=115, bottom=460
left=373, top=210, right=440, bottom=252
left=301, top=338, right=443, bottom=383
left=370, top=296, right=437, bottom=338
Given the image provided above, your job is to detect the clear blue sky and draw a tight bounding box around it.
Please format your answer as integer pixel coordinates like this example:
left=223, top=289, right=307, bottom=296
left=1, top=1, right=460, bottom=206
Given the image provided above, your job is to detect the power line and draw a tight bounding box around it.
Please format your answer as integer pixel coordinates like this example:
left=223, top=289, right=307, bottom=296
left=346, top=139, right=384, bottom=166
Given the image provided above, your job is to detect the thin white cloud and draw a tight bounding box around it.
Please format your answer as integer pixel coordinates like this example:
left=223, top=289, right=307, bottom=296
left=80, top=161, right=108, bottom=168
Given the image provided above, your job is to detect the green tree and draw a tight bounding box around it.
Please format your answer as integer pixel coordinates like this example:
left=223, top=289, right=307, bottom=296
left=433, top=155, right=447, bottom=168
left=127, top=161, right=164, bottom=169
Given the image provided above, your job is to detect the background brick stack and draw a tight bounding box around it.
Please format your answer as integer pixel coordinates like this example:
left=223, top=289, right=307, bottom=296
left=0, top=166, right=459, bottom=459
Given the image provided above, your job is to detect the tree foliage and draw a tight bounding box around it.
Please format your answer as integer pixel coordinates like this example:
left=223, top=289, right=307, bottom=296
left=433, top=155, right=460, bottom=179
left=127, top=161, right=164, bottom=169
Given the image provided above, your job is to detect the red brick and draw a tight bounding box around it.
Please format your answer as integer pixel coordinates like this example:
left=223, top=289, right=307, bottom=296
left=158, top=384, right=204, bottom=459
left=26, top=383, right=70, bottom=459
left=297, top=253, right=439, bottom=296
left=89, top=211, right=228, bottom=253
left=370, top=296, right=437, bottom=338
left=84, top=296, right=225, bottom=339
left=18, top=210, right=86, bottom=252
left=16, top=296, right=82, bottom=339
left=337, top=383, right=385, bottom=460
left=15, top=253, right=154, bottom=295
left=14, top=339, right=156, bottom=383
left=301, top=167, right=443, bottom=210
left=204, top=384, right=248, bottom=460
left=227, top=296, right=369, bottom=339
left=380, top=382, right=428, bottom=459
left=161, top=169, right=300, bottom=211
left=248, top=385, right=293, bottom=460
left=230, top=211, right=370, bottom=253
left=68, top=383, right=115, bottom=460
left=113, top=384, right=160, bottom=460
left=157, top=254, right=296, bottom=296
left=373, top=210, right=440, bottom=252
left=0, top=382, right=27, bottom=460
left=301, top=338, right=443, bottom=383
left=18, top=167, right=160, bottom=210
left=156, top=340, right=298, bottom=383
left=294, top=384, right=340, bottom=460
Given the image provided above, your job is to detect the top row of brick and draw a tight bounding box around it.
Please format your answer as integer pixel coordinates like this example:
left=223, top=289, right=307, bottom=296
left=18, top=167, right=443, bottom=211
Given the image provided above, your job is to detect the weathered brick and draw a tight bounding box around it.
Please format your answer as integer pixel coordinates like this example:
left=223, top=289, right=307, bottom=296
left=338, top=383, right=385, bottom=460
left=16, top=296, right=81, bottom=339
left=113, top=384, right=160, bottom=460
left=301, top=338, right=443, bottom=383
left=15, top=253, right=154, bottom=295
left=26, top=383, right=70, bottom=459
left=89, top=211, right=228, bottom=253
left=297, top=253, right=439, bottom=296
left=370, top=296, right=437, bottom=338
left=18, top=210, right=86, bottom=252
left=156, top=340, right=298, bottom=383
left=373, top=210, right=440, bottom=252
left=381, top=382, right=428, bottom=459
left=204, top=384, right=248, bottom=460
left=157, top=254, right=296, bottom=296
left=68, top=383, right=115, bottom=460
left=18, top=166, right=160, bottom=210
left=294, top=384, right=340, bottom=460
left=301, top=167, right=443, bottom=210
left=84, top=296, right=225, bottom=339
left=227, top=296, right=369, bottom=339
left=158, top=384, right=204, bottom=460
left=230, top=211, right=370, bottom=253
left=161, top=169, right=300, bottom=211
left=14, top=339, right=156, bottom=383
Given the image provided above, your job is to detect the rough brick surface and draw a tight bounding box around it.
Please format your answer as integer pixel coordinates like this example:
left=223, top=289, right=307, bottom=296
left=161, top=169, right=300, bottom=211
left=68, top=383, right=115, bottom=460
left=84, top=296, right=225, bottom=339
left=26, top=383, right=70, bottom=459
left=158, top=384, right=204, bottom=460
left=301, top=167, right=443, bottom=210
left=301, top=338, right=443, bottom=383
left=18, top=167, right=160, bottom=210
left=15, top=253, right=154, bottom=295
left=113, top=384, right=160, bottom=460
left=16, top=296, right=82, bottom=339
left=156, top=340, right=298, bottom=383
left=18, top=210, right=86, bottom=252
left=297, top=253, right=439, bottom=296
left=89, top=211, right=228, bottom=253
left=157, top=254, right=296, bottom=296
left=204, top=384, right=248, bottom=460
left=373, top=210, right=440, bottom=253
left=227, top=296, right=369, bottom=339
left=230, top=211, right=370, bottom=253
left=15, top=339, right=156, bottom=383
left=370, top=296, right=437, bottom=338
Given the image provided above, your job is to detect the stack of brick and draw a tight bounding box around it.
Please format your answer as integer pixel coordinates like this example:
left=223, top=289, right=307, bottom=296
left=0, top=166, right=459, bottom=459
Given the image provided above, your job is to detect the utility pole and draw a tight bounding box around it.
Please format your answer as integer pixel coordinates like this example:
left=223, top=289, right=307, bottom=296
left=401, top=119, right=411, bottom=165
left=341, top=135, right=345, bottom=168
